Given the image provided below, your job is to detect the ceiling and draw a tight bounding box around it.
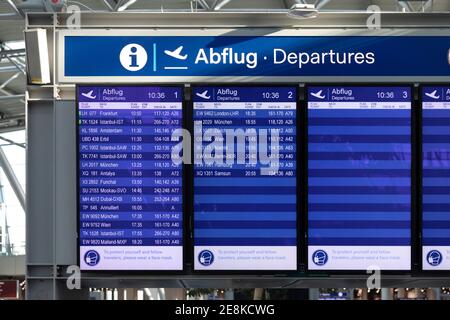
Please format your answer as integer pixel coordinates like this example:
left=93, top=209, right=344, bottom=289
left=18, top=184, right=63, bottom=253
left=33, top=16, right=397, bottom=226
left=0, top=0, right=450, bottom=133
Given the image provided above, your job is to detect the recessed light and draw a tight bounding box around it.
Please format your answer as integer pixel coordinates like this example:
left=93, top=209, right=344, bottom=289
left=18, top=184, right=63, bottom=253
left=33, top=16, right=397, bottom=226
left=287, top=4, right=319, bottom=19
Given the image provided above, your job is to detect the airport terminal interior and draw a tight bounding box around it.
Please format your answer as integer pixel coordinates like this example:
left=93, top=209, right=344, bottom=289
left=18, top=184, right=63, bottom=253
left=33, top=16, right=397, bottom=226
left=1, top=0, right=450, bottom=300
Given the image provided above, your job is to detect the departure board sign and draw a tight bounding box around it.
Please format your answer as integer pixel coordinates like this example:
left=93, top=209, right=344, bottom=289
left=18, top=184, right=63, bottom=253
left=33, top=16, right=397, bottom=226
left=63, top=34, right=450, bottom=80
left=77, top=86, right=183, bottom=271
left=422, top=86, right=450, bottom=270
left=193, top=86, right=297, bottom=271
left=307, top=86, right=412, bottom=271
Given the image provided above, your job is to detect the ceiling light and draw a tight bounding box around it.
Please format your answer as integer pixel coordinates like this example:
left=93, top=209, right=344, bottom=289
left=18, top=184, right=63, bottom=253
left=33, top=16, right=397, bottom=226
left=287, top=4, right=318, bottom=19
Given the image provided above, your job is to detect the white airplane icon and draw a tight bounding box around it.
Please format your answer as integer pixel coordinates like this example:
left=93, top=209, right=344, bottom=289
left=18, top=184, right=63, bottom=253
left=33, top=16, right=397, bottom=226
left=425, top=90, right=440, bottom=100
left=311, top=90, right=325, bottom=99
left=164, top=46, right=188, bottom=60
left=196, top=90, right=210, bottom=99
left=82, top=90, right=96, bottom=99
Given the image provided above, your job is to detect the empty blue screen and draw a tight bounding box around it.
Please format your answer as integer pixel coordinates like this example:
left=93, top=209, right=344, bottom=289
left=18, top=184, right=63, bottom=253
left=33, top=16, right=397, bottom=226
left=307, top=86, right=411, bottom=271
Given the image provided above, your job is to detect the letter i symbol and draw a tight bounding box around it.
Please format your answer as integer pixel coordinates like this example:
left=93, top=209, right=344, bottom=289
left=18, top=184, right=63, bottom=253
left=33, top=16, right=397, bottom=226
left=120, top=43, right=148, bottom=71
left=129, top=46, right=138, bottom=67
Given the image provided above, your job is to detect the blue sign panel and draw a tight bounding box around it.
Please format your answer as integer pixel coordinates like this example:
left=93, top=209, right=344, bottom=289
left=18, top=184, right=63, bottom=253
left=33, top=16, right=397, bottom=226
left=78, top=85, right=183, bottom=271
left=193, top=86, right=297, bottom=271
left=422, top=86, right=450, bottom=270
left=307, top=86, right=412, bottom=271
left=64, top=36, right=450, bottom=78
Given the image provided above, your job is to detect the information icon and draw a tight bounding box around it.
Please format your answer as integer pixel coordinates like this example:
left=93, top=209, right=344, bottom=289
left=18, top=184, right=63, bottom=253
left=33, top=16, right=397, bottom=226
left=119, top=43, right=148, bottom=72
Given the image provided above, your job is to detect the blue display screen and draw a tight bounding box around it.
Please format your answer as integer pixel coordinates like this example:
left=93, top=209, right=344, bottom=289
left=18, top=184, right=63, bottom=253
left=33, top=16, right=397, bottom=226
left=77, top=86, right=183, bottom=271
left=193, top=86, right=297, bottom=271
left=422, top=86, right=450, bottom=270
left=307, top=86, right=412, bottom=271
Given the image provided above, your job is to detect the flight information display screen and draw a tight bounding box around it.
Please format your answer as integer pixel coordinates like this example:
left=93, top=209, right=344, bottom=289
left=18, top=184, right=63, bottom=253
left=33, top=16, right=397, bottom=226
left=77, top=86, right=183, bottom=271
left=422, top=86, right=450, bottom=270
left=193, top=86, right=297, bottom=271
left=307, top=86, right=412, bottom=271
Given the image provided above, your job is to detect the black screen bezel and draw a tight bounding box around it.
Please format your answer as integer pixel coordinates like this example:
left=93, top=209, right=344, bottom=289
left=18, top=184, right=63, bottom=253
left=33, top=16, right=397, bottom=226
left=418, top=84, right=450, bottom=275
left=189, top=83, right=302, bottom=275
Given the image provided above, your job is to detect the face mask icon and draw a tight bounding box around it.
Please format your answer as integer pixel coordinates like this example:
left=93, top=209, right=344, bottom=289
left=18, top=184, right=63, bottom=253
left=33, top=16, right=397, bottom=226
left=427, top=250, right=442, bottom=266
left=84, top=250, right=100, bottom=266
left=199, top=250, right=214, bottom=266
left=312, top=250, right=328, bottom=266
left=87, top=255, right=97, bottom=264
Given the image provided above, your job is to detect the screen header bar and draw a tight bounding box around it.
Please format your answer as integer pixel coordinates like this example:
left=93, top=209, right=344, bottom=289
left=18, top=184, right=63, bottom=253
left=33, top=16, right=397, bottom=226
left=308, top=86, right=412, bottom=103
left=77, top=86, right=182, bottom=103
left=422, top=86, right=450, bottom=103
left=193, top=86, right=297, bottom=103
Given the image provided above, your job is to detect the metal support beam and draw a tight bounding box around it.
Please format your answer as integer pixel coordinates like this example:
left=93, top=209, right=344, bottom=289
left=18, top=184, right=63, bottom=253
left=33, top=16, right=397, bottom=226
left=33, top=11, right=450, bottom=28
left=0, top=94, right=25, bottom=101
left=284, top=0, right=307, bottom=9
left=423, top=0, right=434, bottom=12
left=315, top=0, right=332, bottom=10
left=398, top=0, right=434, bottom=12
left=6, top=0, right=24, bottom=18
left=0, top=66, right=23, bottom=73
left=113, top=0, right=122, bottom=11
left=0, top=13, right=21, bottom=20
left=399, top=1, right=414, bottom=12
left=101, top=0, right=114, bottom=11
left=0, top=72, right=20, bottom=91
left=0, top=147, right=25, bottom=211
left=0, top=49, right=26, bottom=60
left=117, top=0, right=137, bottom=11
left=0, top=47, right=26, bottom=74
left=197, top=0, right=211, bottom=11
left=1, top=44, right=26, bottom=66
left=3, top=57, right=25, bottom=74
left=0, top=135, right=25, bottom=149
left=0, top=114, right=25, bottom=134
left=0, top=89, right=12, bottom=96
left=214, top=0, right=232, bottom=11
